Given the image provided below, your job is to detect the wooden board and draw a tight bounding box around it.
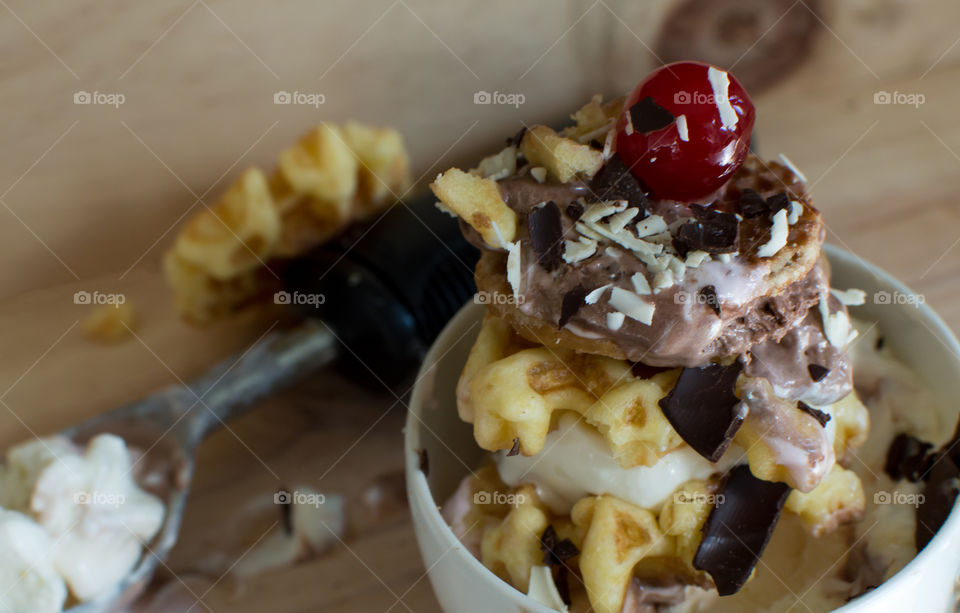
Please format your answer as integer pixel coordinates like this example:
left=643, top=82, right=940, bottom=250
left=2, top=0, right=960, bottom=610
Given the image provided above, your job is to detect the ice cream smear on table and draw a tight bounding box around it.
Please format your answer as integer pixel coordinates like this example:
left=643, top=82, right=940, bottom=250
left=0, top=433, right=164, bottom=613
left=431, top=60, right=960, bottom=613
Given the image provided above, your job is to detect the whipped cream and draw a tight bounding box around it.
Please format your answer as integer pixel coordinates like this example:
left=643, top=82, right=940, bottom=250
left=495, top=413, right=740, bottom=514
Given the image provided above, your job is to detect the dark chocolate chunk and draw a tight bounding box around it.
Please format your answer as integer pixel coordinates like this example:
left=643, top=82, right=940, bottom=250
left=738, top=189, right=790, bottom=218
left=875, top=336, right=885, bottom=351
left=631, top=362, right=670, bottom=379
left=417, top=448, right=429, bottom=477
left=507, top=438, right=521, bottom=456
left=588, top=153, right=648, bottom=209
left=798, top=401, right=831, bottom=427
left=529, top=201, right=564, bottom=271
left=807, top=363, right=830, bottom=382
left=540, top=525, right=579, bottom=564
left=540, top=525, right=579, bottom=605
left=675, top=205, right=739, bottom=254
left=558, top=285, right=588, bottom=329
left=885, top=433, right=934, bottom=482
left=916, top=452, right=960, bottom=551
left=693, top=465, right=792, bottom=596
left=658, top=362, right=745, bottom=462
left=627, top=96, right=675, bottom=134
left=699, top=285, right=721, bottom=316
left=738, top=189, right=767, bottom=217
left=507, top=126, right=527, bottom=147
left=765, top=192, right=790, bottom=215
left=566, top=202, right=584, bottom=221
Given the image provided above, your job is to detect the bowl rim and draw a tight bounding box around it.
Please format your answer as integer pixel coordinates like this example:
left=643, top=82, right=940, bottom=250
left=404, top=243, right=960, bottom=612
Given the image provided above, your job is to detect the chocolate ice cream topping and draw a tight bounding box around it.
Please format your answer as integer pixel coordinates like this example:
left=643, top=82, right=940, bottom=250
left=488, top=174, right=825, bottom=366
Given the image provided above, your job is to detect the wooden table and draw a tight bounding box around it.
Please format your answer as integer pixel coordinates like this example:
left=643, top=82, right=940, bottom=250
left=2, top=1, right=960, bottom=611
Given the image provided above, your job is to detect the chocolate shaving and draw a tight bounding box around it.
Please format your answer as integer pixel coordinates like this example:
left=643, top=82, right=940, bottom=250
left=529, top=201, right=564, bottom=271
left=658, top=361, right=745, bottom=462
left=765, top=192, right=790, bottom=215
left=875, top=336, right=886, bottom=351
left=738, top=189, right=767, bottom=217
left=738, top=189, right=790, bottom=218
left=558, top=285, right=588, bottom=329
left=915, top=417, right=960, bottom=550
left=628, top=96, right=675, bottom=134
left=417, top=448, right=429, bottom=477
left=916, top=452, right=960, bottom=551
left=698, top=285, right=721, bottom=316
left=675, top=205, right=739, bottom=254
left=885, top=433, right=934, bottom=482
left=566, top=202, right=584, bottom=221
left=807, top=363, right=830, bottom=382
left=588, top=153, right=648, bottom=209
left=631, top=362, right=670, bottom=379
left=507, top=126, right=527, bottom=147
left=507, top=438, right=521, bottom=456
left=798, top=401, right=831, bottom=427
left=540, top=525, right=579, bottom=605
left=693, top=465, right=792, bottom=596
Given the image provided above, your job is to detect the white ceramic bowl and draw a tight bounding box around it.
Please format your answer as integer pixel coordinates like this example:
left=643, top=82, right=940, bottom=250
left=404, top=244, right=960, bottom=613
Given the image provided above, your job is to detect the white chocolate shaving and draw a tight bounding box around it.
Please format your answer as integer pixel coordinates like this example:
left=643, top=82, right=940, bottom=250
left=608, top=207, right=639, bottom=233
left=707, top=67, right=738, bottom=130
left=778, top=153, right=808, bottom=182
left=506, top=241, right=522, bottom=300
left=562, top=238, right=597, bottom=264
left=630, top=273, right=651, bottom=295
left=757, top=209, right=789, bottom=258
left=527, top=566, right=568, bottom=612
left=608, top=287, right=655, bottom=325
left=606, top=311, right=626, bottom=330
left=585, top=284, right=611, bottom=304
left=788, top=200, right=803, bottom=225
left=830, top=288, right=867, bottom=306
left=530, top=167, right=547, bottom=184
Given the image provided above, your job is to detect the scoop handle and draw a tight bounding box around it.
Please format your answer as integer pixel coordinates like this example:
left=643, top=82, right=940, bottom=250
left=283, top=193, right=480, bottom=387
left=172, top=321, right=338, bottom=445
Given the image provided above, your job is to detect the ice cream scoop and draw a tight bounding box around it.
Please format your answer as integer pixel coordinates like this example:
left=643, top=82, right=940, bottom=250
left=28, top=193, right=479, bottom=612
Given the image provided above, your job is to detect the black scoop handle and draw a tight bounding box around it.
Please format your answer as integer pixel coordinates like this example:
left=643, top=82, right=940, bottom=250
left=284, top=193, right=480, bottom=387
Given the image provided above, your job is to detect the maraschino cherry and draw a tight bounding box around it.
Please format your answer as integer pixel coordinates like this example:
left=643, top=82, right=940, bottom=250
left=615, top=61, right=755, bottom=202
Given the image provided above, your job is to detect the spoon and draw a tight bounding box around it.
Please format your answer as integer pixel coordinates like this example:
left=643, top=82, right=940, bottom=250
left=62, top=321, right=338, bottom=612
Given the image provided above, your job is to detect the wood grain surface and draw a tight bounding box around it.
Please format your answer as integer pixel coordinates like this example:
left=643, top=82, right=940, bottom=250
left=2, top=0, right=959, bottom=611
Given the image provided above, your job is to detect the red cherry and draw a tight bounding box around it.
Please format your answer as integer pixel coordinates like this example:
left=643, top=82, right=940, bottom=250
left=615, top=61, right=755, bottom=202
